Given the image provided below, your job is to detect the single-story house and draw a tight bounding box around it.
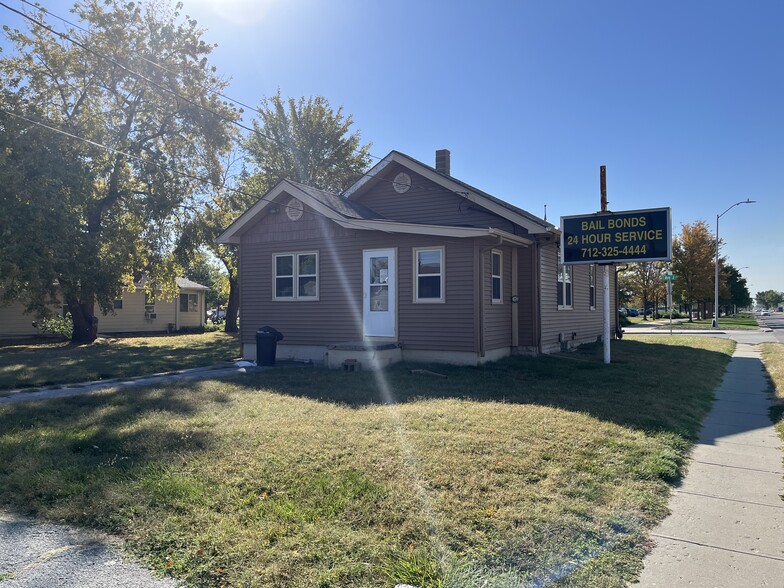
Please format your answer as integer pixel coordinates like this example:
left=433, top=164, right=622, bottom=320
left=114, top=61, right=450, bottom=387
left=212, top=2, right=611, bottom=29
left=217, top=149, right=616, bottom=368
left=0, top=277, right=209, bottom=338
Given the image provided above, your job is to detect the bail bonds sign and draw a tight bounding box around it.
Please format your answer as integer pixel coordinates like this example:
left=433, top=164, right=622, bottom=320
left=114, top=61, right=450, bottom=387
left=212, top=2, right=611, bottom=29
left=560, top=207, right=671, bottom=265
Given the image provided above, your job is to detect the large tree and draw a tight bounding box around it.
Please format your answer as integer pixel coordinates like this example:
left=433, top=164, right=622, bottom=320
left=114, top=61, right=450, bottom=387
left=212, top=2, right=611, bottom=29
left=756, top=290, right=784, bottom=310
left=671, top=221, right=716, bottom=321
left=181, top=93, right=372, bottom=333
left=0, top=0, right=237, bottom=343
left=722, top=265, right=752, bottom=314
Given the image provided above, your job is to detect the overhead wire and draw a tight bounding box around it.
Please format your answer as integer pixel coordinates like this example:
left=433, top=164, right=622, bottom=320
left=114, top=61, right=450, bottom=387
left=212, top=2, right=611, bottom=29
left=1, top=0, right=476, bottom=200
left=0, top=106, right=409, bottom=233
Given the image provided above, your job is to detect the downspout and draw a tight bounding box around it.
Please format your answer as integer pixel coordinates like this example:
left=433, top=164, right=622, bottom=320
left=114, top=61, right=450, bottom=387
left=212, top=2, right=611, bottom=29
left=534, top=237, right=542, bottom=354
left=511, top=247, right=519, bottom=348
left=478, top=236, right=504, bottom=358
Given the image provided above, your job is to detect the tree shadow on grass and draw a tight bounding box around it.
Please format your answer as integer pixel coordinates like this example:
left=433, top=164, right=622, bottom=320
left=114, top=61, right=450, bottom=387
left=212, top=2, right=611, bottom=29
left=247, top=339, right=733, bottom=439
left=0, top=333, right=240, bottom=390
left=0, top=381, right=221, bottom=525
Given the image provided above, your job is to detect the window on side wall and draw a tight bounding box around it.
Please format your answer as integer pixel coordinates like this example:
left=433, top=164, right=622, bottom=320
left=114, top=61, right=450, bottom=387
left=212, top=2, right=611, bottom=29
left=144, top=292, right=155, bottom=314
left=113, top=298, right=123, bottom=310
left=414, top=247, right=444, bottom=303
left=491, top=250, right=502, bottom=303
left=589, top=264, right=596, bottom=310
left=180, top=293, right=198, bottom=312
left=274, top=252, right=318, bottom=300
left=557, top=260, right=572, bottom=309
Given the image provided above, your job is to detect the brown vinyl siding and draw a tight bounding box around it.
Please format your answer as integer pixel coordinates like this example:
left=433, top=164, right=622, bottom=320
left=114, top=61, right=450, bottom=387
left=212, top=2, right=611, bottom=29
left=516, top=246, right=536, bottom=347
left=356, top=163, right=519, bottom=233
left=239, top=203, right=478, bottom=352
left=481, top=246, right=513, bottom=351
left=538, top=243, right=616, bottom=351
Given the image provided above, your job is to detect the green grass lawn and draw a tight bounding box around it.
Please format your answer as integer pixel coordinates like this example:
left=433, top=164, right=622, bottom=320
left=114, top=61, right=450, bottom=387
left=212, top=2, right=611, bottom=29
left=0, top=331, right=240, bottom=391
left=657, top=314, right=759, bottom=330
left=0, top=335, right=734, bottom=587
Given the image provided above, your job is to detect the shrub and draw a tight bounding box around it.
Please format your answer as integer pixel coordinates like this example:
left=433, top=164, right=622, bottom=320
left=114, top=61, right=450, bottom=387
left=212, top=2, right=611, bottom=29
left=37, top=313, right=73, bottom=339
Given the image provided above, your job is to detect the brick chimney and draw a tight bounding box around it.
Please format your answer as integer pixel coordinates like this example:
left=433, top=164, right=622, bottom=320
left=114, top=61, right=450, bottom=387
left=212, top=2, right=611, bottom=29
left=435, top=149, right=451, bottom=176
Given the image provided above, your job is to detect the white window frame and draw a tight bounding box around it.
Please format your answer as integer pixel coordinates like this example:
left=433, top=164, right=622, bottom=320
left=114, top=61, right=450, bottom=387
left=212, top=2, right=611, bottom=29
left=413, top=246, right=445, bottom=303
left=491, top=250, right=502, bottom=304
left=557, top=262, right=573, bottom=310
left=273, top=251, right=319, bottom=301
left=589, top=264, right=596, bottom=310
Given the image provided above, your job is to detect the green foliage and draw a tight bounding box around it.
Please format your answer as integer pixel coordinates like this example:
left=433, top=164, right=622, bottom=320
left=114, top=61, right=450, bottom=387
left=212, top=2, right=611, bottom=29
left=0, top=0, right=238, bottom=342
left=671, top=221, right=716, bottom=312
left=177, top=92, right=372, bottom=333
left=756, top=289, right=784, bottom=310
left=37, top=313, right=74, bottom=340
left=183, top=252, right=228, bottom=309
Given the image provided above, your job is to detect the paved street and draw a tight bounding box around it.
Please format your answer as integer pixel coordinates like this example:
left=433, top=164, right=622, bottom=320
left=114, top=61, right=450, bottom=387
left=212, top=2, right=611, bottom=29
left=757, top=311, right=784, bottom=343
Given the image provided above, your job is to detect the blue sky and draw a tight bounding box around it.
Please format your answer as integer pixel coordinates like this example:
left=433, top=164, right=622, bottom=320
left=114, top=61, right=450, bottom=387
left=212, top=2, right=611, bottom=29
left=2, top=0, right=782, bottom=293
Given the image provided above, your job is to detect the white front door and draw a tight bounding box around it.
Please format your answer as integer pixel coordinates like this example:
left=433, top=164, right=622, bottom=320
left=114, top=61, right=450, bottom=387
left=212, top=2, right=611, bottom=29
left=363, top=249, right=396, bottom=337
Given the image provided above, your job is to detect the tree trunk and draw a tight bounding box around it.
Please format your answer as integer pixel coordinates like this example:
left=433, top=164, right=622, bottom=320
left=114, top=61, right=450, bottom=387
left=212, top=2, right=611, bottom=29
left=68, top=298, right=98, bottom=344
left=224, top=274, right=240, bottom=334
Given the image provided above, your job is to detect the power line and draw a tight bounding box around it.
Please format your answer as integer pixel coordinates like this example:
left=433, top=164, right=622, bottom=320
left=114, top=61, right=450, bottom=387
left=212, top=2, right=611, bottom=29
left=3, top=0, right=468, bottom=200
left=0, top=106, right=399, bottom=231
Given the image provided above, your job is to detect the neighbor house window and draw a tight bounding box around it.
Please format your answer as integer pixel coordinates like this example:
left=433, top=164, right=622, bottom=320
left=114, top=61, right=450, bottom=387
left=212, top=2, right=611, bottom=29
left=589, top=264, right=596, bottom=310
left=557, top=262, right=572, bottom=309
left=274, top=252, right=318, bottom=300
left=180, top=293, right=198, bottom=312
left=144, top=292, right=155, bottom=314
left=113, top=298, right=123, bottom=310
left=414, top=247, right=444, bottom=302
left=491, top=250, right=502, bottom=303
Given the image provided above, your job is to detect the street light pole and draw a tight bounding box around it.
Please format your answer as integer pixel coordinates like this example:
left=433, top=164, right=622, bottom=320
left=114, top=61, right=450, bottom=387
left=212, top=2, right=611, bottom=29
left=714, top=199, right=755, bottom=328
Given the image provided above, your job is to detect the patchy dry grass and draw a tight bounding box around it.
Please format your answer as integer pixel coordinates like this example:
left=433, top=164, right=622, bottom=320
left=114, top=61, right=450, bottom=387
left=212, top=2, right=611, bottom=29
left=0, top=331, right=240, bottom=391
left=0, top=336, right=734, bottom=587
left=760, top=343, right=784, bottom=442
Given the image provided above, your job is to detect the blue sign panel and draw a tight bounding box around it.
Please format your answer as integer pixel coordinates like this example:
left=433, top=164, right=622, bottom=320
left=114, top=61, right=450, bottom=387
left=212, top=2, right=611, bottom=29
left=560, top=207, right=672, bottom=265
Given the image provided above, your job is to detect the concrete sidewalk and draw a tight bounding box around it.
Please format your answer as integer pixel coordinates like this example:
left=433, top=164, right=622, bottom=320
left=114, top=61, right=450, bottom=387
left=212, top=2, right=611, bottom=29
left=637, top=343, right=784, bottom=587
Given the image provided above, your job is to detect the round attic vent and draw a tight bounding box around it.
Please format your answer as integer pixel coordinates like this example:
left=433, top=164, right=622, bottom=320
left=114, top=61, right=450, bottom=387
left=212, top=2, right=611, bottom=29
left=286, top=198, right=304, bottom=221
left=393, top=172, right=411, bottom=194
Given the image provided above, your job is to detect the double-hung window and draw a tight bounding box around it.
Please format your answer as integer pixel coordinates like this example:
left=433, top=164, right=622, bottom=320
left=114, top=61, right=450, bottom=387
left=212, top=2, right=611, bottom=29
left=589, top=264, right=596, bottom=310
left=491, top=250, right=502, bottom=303
left=414, top=247, right=444, bottom=302
left=180, top=293, right=198, bottom=312
left=274, top=252, right=318, bottom=300
left=557, top=261, right=572, bottom=309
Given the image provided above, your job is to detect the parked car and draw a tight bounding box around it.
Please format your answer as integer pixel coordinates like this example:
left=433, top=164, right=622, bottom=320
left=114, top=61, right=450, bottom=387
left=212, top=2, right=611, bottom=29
left=207, top=308, right=226, bottom=323
left=627, top=308, right=639, bottom=317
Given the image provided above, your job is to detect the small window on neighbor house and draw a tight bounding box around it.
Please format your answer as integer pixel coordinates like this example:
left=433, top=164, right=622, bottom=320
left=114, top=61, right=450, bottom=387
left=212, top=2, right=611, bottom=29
left=557, top=261, right=572, bottom=309
left=589, top=264, right=596, bottom=310
left=414, top=247, right=444, bottom=302
left=113, top=298, right=123, bottom=310
left=180, top=293, right=198, bottom=312
left=491, top=251, right=502, bottom=303
left=274, top=252, right=318, bottom=300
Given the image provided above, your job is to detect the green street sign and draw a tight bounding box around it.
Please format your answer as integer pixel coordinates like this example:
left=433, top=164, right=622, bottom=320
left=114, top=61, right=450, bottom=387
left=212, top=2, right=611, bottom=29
left=663, top=273, right=677, bottom=281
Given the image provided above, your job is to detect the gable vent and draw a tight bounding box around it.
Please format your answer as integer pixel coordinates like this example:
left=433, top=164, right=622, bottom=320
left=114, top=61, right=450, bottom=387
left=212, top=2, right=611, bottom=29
left=435, top=149, right=451, bottom=176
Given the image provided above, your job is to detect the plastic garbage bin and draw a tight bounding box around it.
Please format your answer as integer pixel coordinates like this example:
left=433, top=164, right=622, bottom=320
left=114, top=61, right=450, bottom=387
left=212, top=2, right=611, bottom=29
left=256, top=326, right=284, bottom=366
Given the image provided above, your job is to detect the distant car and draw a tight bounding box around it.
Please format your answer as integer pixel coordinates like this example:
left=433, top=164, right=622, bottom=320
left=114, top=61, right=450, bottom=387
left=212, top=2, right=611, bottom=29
left=207, top=308, right=226, bottom=323
left=760, top=310, right=770, bottom=317
left=627, top=308, right=639, bottom=317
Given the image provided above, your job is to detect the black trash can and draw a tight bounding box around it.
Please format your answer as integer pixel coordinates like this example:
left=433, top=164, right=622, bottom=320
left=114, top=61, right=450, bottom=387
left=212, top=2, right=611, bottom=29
left=256, top=326, right=284, bottom=366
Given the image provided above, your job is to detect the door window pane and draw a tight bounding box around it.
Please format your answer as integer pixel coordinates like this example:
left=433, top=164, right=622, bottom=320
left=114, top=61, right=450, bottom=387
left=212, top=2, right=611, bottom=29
left=370, top=285, right=389, bottom=311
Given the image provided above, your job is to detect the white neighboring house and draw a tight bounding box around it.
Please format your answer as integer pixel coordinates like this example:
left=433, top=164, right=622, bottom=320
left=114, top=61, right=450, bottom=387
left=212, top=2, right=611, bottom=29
left=0, top=277, right=209, bottom=338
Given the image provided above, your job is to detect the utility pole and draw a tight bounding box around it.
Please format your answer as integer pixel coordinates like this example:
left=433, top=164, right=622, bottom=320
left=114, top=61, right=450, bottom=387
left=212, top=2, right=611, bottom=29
left=600, top=166, right=611, bottom=364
